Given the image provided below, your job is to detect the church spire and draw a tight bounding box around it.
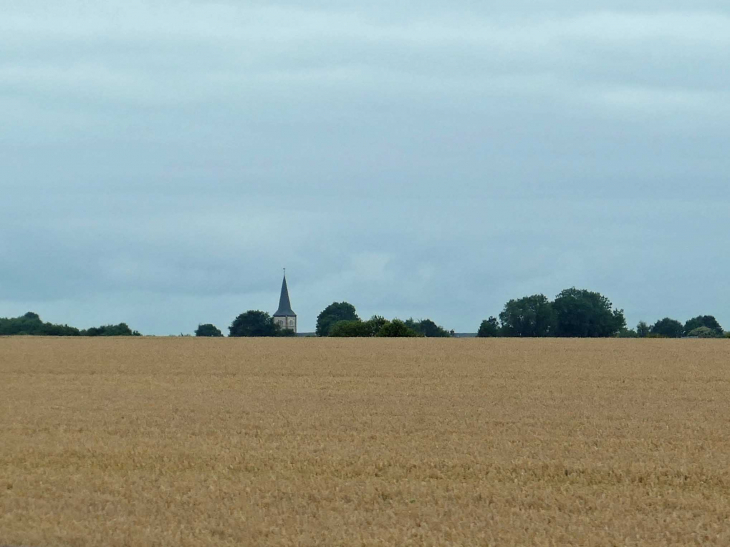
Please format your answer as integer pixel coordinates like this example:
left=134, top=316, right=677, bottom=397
left=274, top=271, right=295, bottom=317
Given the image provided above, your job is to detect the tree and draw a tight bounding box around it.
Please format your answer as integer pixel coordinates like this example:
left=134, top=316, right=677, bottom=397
left=477, top=316, right=500, bottom=337
left=499, top=294, right=556, bottom=337
left=366, top=315, right=388, bottom=334
left=195, top=324, right=223, bottom=337
left=82, top=323, right=140, bottom=336
left=316, top=302, right=359, bottom=337
left=684, top=316, right=723, bottom=337
left=376, top=319, right=422, bottom=337
left=616, top=327, right=638, bottom=338
left=229, top=310, right=279, bottom=337
left=329, top=320, right=370, bottom=337
left=329, top=316, right=388, bottom=337
left=404, top=318, right=451, bottom=337
left=636, top=321, right=651, bottom=338
left=687, top=326, right=723, bottom=338
left=0, top=312, right=81, bottom=336
left=552, top=287, right=626, bottom=337
left=650, top=318, right=684, bottom=338
left=0, top=313, right=144, bottom=336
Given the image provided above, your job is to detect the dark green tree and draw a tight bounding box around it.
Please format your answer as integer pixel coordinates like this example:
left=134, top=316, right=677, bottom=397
left=229, top=310, right=279, bottom=337
left=404, top=318, right=451, bottom=337
left=499, top=294, right=556, bottom=337
left=316, top=302, right=359, bottom=337
left=650, top=318, right=684, bottom=338
left=366, top=315, right=388, bottom=335
left=477, top=316, right=501, bottom=337
left=376, top=319, right=422, bottom=337
left=636, top=321, right=651, bottom=338
left=0, top=313, right=141, bottom=336
left=195, top=324, right=223, bottom=337
left=0, top=313, right=80, bottom=336
left=687, top=326, right=723, bottom=338
left=683, top=316, right=723, bottom=337
left=82, top=323, right=140, bottom=336
left=329, top=316, right=388, bottom=337
left=329, top=320, right=369, bottom=337
left=552, top=288, right=626, bottom=337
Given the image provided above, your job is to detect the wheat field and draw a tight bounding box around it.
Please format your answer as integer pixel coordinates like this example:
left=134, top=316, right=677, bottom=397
left=1, top=337, right=729, bottom=546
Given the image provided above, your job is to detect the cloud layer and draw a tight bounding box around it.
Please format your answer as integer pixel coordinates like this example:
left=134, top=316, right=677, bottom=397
left=1, top=1, right=728, bottom=333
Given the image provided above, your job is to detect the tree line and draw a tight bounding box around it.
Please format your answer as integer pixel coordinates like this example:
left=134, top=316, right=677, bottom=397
left=210, top=288, right=726, bottom=339
left=476, top=288, right=726, bottom=339
left=0, top=312, right=140, bottom=336
left=2, top=287, right=726, bottom=339
left=195, top=304, right=450, bottom=338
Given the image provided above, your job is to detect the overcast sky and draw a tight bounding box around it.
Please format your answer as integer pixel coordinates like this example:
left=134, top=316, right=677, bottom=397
left=1, top=1, right=729, bottom=334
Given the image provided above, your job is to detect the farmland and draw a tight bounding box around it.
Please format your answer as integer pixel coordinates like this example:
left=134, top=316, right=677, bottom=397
left=1, top=338, right=729, bottom=546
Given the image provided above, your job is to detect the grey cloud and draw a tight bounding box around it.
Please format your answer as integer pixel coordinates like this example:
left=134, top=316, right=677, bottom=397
left=1, top=1, right=728, bottom=333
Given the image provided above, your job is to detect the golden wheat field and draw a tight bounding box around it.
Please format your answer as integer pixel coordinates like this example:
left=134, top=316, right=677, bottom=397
left=1, top=337, right=729, bottom=546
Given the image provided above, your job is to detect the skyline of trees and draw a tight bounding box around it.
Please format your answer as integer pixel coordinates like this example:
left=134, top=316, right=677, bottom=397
left=0, top=312, right=140, bottom=336
left=1, top=288, right=726, bottom=338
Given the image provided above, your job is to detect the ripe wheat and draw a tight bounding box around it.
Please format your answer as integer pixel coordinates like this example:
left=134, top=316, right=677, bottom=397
left=1, top=337, right=729, bottom=546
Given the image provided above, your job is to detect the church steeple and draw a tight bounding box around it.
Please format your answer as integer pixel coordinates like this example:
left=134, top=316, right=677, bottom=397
left=273, top=270, right=297, bottom=332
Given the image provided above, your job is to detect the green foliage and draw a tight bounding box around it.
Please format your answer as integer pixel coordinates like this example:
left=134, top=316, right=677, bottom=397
left=0, top=313, right=141, bottom=336
left=195, top=324, right=223, bottom=337
left=376, top=319, right=422, bottom=337
left=0, top=312, right=81, bottom=336
left=404, top=318, right=451, bottom=337
left=229, top=310, right=280, bottom=337
left=499, top=294, right=556, bottom=337
left=477, top=316, right=501, bottom=337
left=687, top=326, right=723, bottom=338
left=552, top=287, right=626, bottom=337
left=278, top=328, right=296, bottom=337
left=82, top=323, right=140, bottom=336
left=329, top=316, right=389, bottom=337
left=366, top=315, right=388, bottom=334
left=329, top=320, right=371, bottom=337
left=650, top=318, right=684, bottom=338
left=316, top=302, right=359, bottom=337
left=636, top=321, right=651, bottom=338
left=683, top=316, right=723, bottom=337
left=616, top=328, right=638, bottom=338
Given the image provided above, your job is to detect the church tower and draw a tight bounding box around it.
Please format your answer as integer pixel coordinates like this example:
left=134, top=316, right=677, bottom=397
left=273, top=271, right=297, bottom=333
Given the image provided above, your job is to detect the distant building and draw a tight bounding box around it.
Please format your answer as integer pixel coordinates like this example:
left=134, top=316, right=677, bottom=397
left=273, top=272, right=297, bottom=333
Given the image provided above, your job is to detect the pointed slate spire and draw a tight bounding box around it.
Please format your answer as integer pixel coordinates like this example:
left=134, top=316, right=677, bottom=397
left=274, top=272, right=295, bottom=317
